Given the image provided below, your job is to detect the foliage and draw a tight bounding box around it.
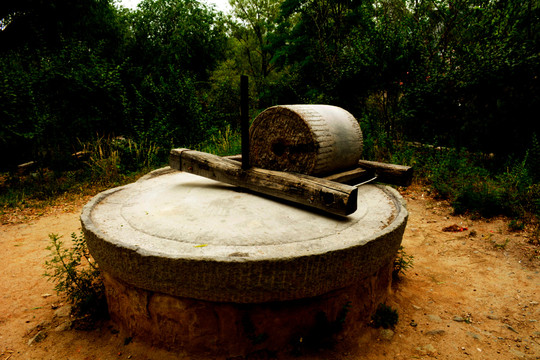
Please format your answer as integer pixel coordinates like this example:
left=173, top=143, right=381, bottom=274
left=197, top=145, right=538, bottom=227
left=129, top=0, right=226, bottom=80
left=371, top=303, right=398, bottom=329
left=197, top=125, right=242, bottom=156
left=0, top=137, right=162, bottom=212
left=44, top=233, right=107, bottom=319
left=0, top=0, right=123, bottom=52
left=0, top=41, right=128, bottom=170
left=400, top=0, right=540, bottom=156
left=81, top=136, right=162, bottom=183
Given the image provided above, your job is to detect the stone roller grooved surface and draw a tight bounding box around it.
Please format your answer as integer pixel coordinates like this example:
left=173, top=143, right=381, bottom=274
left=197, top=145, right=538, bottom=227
left=249, top=105, right=363, bottom=175
left=81, top=168, right=408, bottom=304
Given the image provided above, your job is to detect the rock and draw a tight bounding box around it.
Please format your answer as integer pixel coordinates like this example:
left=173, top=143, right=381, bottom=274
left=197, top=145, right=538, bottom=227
left=487, top=314, right=500, bottom=320
left=54, top=305, right=72, bottom=318
left=26, top=321, right=50, bottom=336
left=425, top=329, right=446, bottom=336
left=467, top=332, right=481, bottom=340
left=427, top=314, right=442, bottom=323
left=28, top=331, right=47, bottom=346
left=503, top=324, right=519, bottom=334
left=509, top=349, right=527, bottom=358
left=54, top=321, right=72, bottom=332
left=412, top=305, right=422, bottom=310
left=453, top=316, right=466, bottom=322
left=416, top=344, right=437, bottom=355
left=379, top=329, right=394, bottom=340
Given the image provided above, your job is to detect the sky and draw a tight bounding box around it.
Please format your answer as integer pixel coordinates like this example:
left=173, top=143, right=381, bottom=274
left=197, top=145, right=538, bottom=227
left=117, top=0, right=231, bottom=12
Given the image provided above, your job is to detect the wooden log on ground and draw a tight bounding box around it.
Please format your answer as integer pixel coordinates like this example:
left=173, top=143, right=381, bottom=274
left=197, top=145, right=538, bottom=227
left=357, top=160, right=413, bottom=187
left=170, top=149, right=358, bottom=216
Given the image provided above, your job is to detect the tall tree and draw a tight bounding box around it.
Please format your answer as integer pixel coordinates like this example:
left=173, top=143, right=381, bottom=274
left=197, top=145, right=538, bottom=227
left=130, top=0, right=226, bottom=80
left=228, top=0, right=282, bottom=81
left=0, top=0, right=122, bottom=52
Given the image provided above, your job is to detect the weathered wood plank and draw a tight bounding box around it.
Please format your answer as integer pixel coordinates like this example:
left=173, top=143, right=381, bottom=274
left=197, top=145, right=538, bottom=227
left=357, top=160, right=413, bottom=187
left=227, top=155, right=412, bottom=187
left=170, top=149, right=358, bottom=216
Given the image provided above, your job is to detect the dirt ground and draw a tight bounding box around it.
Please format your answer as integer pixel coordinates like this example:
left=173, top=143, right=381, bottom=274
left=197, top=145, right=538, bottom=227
left=1, top=184, right=539, bottom=360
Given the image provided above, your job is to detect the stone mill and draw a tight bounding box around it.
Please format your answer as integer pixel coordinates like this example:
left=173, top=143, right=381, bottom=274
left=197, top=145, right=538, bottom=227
left=81, top=104, right=410, bottom=357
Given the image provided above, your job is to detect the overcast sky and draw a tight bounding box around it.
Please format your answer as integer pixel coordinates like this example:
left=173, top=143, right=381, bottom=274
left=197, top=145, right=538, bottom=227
left=117, top=0, right=231, bottom=12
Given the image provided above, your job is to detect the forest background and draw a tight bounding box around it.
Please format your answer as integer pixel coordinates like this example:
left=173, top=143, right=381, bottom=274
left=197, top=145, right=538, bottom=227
left=1, top=0, right=539, bottom=233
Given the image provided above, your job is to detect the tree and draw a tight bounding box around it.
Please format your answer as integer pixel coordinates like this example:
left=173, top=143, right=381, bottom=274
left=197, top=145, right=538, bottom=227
left=228, top=0, right=282, bottom=81
left=123, top=0, right=228, bottom=148
left=0, top=0, right=128, bottom=169
left=129, top=0, right=227, bottom=80
left=401, top=0, right=540, bottom=156
left=0, top=0, right=122, bottom=53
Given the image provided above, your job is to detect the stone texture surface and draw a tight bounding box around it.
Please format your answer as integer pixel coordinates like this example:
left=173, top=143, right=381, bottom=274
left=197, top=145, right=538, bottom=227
left=249, top=105, right=363, bottom=175
left=81, top=169, right=408, bottom=303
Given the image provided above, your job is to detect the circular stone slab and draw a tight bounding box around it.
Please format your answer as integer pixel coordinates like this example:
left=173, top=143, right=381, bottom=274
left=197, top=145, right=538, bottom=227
left=81, top=168, right=408, bottom=303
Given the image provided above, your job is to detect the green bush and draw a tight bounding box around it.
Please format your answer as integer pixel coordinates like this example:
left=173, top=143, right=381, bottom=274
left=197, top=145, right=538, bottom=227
left=197, top=125, right=241, bottom=156
left=44, top=233, right=107, bottom=320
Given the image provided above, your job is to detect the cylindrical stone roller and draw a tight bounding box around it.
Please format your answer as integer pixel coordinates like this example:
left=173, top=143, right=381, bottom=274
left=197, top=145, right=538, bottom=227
left=249, top=104, right=363, bottom=175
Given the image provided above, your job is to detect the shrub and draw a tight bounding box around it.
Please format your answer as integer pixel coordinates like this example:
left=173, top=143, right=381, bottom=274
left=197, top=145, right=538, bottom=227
left=44, top=233, right=107, bottom=320
left=371, top=303, right=399, bottom=329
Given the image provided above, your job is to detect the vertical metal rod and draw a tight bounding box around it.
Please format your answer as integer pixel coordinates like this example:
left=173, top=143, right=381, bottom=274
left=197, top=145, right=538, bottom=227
left=241, top=75, right=250, bottom=170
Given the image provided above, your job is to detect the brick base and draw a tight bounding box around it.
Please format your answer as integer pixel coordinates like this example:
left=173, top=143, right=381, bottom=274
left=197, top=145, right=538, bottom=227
left=102, top=260, right=393, bottom=358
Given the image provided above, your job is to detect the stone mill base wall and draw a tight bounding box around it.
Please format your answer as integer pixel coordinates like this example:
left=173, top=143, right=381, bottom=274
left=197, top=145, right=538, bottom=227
left=102, top=260, right=393, bottom=358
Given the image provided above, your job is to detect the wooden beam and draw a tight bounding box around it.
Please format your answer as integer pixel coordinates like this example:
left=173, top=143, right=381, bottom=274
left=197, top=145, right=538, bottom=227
left=170, top=149, right=358, bottom=216
left=357, top=160, right=413, bottom=187
left=240, top=75, right=250, bottom=170
left=226, top=155, right=412, bottom=187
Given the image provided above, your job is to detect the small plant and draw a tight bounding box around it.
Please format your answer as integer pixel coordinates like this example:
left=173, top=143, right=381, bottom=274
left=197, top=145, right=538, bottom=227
left=492, top=238, right=510, bottom=250
left=198, top=125, right=241, bottom=156
left=371, top=303, right=399, bottom=329
left=393, top=246, right=414, bottom=280
left=44, top=233, right=107, bottom=321
left=508, top=219, right=525, bottom=232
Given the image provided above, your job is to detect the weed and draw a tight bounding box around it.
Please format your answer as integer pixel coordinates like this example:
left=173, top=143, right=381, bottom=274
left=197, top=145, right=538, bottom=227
left=198, top=125, right=241, bottom=156
left=492, top=238, right=510, bottom=250
left=80, top=136, right=161, bottom=184
left=371, top=303, right=399, bottom=329
left=44, top=233, right=107, bottom=321
left=508, top=219, right=525, bottom=232
left=393, top=246, right=414, bottom=280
